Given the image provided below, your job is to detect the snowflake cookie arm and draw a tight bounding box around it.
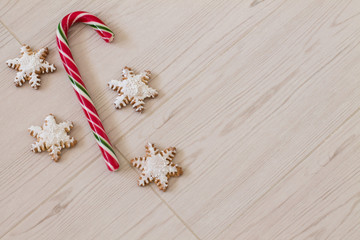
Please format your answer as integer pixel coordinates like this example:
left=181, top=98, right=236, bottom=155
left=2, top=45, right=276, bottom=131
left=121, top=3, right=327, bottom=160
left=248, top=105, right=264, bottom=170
left=40, top=60, right=56, bottom=73
left=5, top=58, right=20, bottom=70
left=28, top=125, right=43, bottom=138
left=138, top=172, right=152, bottom=186
left=140, top=70, right=158, bottom=99
left=13, top=72, right=26, bottom=87
left=131, top=156, right=152, bottom=187
left=131, top=156, right=146, bottom=169
left=160, top=147, right=177, bottom=161
left=59, top=120, right=74, bottom=132
left=58, top=121, right=76, bottom=148
left=167, top=148, right=183, bottom=177
left=157, top=164, right=182, bottom=191
left=130, top=98, right=145, bottom=112
left=114, top=95, right=129, bottom=109
left=36, top=47, right=56, bottom=73
left=31, top=141, right=46, bottom=153
left=146, top=143, right=159, bottom=156
left=167, top=163, right=183, bottom=177
left=63, top=137, right=76, bottom=148
left=20, top=44, right=32, bottom=55
left=145, top=86, right=158, bottom=99
left=140, top=70, right=151, bottom=84
left=43, top=114, right=57, bottom=127
left=29, top=72, right=41, bottom=89
left=155, top=175, right=169, bottom=191
left=35, top=47, right=48, bottom=60
left=122, top=66, right=135, bottom=78
left=48, top=145, right=62, bottom=162
left=108, top=80, right=123, bottom=93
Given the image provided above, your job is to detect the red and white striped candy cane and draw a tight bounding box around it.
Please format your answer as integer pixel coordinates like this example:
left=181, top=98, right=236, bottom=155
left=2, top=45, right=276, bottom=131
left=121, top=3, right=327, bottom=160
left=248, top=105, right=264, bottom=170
left=56, top=11, right=119, bottom=171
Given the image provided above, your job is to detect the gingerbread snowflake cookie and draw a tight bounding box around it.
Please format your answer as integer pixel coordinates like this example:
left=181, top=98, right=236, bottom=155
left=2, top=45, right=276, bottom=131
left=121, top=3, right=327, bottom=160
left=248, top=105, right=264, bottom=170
left=6, top=44, right=56, bottom=89
left=131, top=143, right=183, bottom=191
left=28, top=114, right=76, bottom=161
left=108, top=67, right=158, bottom=112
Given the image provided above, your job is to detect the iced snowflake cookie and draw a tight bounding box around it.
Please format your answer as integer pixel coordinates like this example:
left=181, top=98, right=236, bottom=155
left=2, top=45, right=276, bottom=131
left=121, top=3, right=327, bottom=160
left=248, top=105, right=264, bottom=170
left=131, top=143, right=183, bottom=191
left=108, top=66, right=158, bottom=112
left=28, top=114, right=76, bottom=161
left=6, top=44, right=56, bottom=89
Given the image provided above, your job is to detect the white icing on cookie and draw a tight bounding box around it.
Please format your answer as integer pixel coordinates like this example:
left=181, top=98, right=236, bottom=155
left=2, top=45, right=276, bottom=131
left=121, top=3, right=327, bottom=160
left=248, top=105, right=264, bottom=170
left=18, top=52, right=42, bottom=72
left=6, top=45, right=56, bottom=89
left=29, top=114, right=76, bottom=161
left=108, top=67, right=158, bottom=112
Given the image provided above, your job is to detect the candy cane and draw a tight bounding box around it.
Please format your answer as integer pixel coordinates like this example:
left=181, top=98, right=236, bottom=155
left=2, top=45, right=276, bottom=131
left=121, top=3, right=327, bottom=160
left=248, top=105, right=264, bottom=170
left=56, top=11, right=119, bottom=171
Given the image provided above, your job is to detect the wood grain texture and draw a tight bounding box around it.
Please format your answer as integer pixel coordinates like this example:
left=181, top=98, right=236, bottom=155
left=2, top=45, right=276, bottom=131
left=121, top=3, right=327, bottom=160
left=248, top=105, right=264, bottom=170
left=1, top=0, right=360, bottom=239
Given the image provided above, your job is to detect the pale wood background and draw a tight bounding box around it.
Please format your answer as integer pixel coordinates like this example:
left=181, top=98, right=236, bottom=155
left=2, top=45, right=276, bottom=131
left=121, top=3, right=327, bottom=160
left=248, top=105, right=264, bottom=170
left=1, top=0, right=360, bottom=239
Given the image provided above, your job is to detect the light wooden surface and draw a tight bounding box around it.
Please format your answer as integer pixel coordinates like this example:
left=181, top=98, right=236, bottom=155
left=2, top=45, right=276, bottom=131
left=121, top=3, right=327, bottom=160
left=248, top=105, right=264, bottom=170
left=1, top=0, right=360, bottom=239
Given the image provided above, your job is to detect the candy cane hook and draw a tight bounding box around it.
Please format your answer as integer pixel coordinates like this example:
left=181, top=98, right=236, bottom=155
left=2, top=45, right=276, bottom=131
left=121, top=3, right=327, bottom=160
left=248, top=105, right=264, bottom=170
left=56, top=11, right=119, bottom=171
